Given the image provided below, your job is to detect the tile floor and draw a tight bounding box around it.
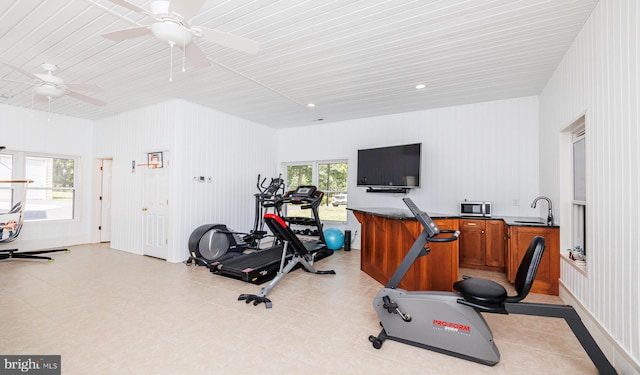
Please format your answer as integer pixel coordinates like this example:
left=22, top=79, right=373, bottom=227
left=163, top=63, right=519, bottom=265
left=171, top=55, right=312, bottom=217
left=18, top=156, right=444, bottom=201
left=0, top=243, right=600, bottom=374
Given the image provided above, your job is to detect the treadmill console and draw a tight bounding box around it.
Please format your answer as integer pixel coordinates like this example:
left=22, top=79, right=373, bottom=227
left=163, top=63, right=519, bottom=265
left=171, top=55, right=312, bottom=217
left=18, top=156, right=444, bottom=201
left=286, top=185, right=320, bottom=203
left=279, top=185, right=328, bottom=245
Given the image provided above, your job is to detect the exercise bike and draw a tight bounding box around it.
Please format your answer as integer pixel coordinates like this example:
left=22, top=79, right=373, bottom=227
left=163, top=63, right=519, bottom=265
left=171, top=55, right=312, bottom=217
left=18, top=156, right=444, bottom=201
left=368, top=198, right=616, bottom=374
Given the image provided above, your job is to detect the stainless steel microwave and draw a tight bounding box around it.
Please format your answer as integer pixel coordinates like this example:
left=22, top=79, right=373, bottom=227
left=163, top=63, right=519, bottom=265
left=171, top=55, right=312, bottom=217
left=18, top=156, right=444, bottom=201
left=460, top=201, right=492, bottom=217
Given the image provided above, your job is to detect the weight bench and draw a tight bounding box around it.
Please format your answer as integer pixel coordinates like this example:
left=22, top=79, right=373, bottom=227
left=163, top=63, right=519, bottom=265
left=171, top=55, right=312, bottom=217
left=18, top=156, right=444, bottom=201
left=238, top=213, right=335, bottom=308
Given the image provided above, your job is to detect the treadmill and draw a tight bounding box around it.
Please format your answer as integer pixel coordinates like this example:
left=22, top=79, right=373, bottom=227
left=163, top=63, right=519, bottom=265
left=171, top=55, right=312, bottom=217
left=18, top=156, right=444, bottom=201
left=209, top=243, right=288, bottom=284
left=209, top=185, right=330, bottom=284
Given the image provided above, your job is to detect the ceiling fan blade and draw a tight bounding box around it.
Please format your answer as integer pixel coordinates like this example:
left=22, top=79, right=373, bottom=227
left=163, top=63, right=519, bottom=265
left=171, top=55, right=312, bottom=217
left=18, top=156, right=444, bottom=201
left=108, top=0, right=148, bottom=15
left=4, top=63, right=39, bottom=81
left=194, top=27, right=260, bottom=55
left=65, top=83, right=104, bottom=92
left=67, top=91, right=107, bottom=106
left=183, top=42, right=211, bottom=68
left=101, top=26, right=152, bottom=41
left=169, top=0, right=206, bottom=22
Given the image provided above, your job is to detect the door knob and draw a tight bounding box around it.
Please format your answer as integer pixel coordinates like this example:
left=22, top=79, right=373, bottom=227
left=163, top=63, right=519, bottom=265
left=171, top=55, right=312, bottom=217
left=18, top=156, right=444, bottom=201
left=142, top=208, right=148, bottom=211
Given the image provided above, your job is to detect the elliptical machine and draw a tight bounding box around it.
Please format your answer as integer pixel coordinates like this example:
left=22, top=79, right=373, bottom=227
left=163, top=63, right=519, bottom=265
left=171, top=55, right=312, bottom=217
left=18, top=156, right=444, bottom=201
left=186, top=175, right=285, bottom=266
left=243, top=174, right=285, bottom=247
left=368, top=198, right=615, bottom=374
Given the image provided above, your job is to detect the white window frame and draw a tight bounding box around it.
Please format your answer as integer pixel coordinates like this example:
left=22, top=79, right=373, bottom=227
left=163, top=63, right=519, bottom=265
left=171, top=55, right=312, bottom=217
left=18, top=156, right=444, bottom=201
left=572, top=128, right=586, bottom=257
left=282, top=159, right=348, bottom=222
left=0, top=153, right=15, bottom=211
left=1, top=150, right=79, bottom=222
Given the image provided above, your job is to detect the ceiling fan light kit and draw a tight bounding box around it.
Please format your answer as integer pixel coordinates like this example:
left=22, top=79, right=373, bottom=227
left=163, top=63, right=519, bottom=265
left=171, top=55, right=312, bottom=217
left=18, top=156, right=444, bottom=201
left=33, top=85, right=65, bottom=99
left=151, top=21, right=192, bottom=47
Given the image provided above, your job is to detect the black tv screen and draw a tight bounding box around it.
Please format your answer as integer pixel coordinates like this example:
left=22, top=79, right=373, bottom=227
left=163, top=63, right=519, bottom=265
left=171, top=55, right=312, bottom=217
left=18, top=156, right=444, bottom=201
left=357, top=143, right=421, bottom=188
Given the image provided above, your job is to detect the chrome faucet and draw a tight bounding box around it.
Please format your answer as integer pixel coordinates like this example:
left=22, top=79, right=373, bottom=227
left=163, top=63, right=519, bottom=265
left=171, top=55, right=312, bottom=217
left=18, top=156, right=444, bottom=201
left=531, top=196, right=554, bottom=226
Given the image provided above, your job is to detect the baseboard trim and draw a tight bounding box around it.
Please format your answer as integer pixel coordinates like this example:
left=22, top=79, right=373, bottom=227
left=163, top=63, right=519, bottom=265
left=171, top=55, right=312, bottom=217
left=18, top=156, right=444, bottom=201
left=0, top=236, right=88, bottom=252
left=559, top=280, right=640, bottom=375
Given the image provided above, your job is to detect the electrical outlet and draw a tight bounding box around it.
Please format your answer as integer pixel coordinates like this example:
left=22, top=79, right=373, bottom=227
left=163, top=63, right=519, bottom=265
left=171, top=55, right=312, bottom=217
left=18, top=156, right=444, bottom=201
left=513, top=199, right=519, bottom=206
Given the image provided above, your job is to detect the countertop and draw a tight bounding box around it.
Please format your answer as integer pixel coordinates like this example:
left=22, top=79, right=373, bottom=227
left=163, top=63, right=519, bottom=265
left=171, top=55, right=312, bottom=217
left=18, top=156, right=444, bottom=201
left=348, top=207, right=559, bottom=228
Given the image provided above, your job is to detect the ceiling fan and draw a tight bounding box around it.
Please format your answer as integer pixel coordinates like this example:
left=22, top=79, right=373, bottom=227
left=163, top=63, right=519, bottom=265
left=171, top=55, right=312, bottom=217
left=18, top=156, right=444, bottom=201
left=3, top=63, right=107, bottom=106
left=101, top=0, right=260, bottom=74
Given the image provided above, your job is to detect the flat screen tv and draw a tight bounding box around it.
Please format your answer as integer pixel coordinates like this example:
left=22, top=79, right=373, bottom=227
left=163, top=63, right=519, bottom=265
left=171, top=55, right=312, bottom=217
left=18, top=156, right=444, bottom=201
left=357, top=143, right=421, bottom=188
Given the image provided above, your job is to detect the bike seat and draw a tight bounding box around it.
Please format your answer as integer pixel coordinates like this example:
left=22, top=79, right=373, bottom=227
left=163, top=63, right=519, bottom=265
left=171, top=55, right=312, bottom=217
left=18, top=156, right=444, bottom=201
left=453, top=278, right=507, bottom=309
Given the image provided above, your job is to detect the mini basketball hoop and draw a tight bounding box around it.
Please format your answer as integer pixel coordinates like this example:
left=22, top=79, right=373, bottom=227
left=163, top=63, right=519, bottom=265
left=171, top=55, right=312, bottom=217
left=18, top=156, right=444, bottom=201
left=145, top=151, right=163, bottom=168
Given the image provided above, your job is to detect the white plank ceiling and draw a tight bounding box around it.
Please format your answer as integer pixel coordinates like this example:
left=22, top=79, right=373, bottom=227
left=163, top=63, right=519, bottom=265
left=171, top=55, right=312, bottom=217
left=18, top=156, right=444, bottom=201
left=0, top=0, right=597, bottom=128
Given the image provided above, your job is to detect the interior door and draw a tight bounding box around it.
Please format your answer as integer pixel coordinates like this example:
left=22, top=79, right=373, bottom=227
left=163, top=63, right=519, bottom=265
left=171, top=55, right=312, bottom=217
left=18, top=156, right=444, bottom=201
left=142, top=154, right=169, bottom=259
left=99, top=159, right=112, bottom=242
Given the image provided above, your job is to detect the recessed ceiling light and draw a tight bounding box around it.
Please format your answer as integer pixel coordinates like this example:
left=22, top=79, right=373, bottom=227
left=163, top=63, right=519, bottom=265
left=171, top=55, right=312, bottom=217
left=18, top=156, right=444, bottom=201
left=415, top=84, right=426, bottom=89
left=307, top=103, right=316, bottom=107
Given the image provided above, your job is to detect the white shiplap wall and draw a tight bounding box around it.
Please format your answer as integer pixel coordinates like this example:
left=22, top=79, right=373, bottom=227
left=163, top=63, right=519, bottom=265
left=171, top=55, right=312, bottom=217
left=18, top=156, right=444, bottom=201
left=539, top=0, right=640, bottom=371
left=278, top=96, right=541, bottom=240
left=94, top=101, right=174, bottom=257
left=94, top=99, right=277, bottom=262
left=170, top=100, right=277, bottom=262
left=0, top=103, right=94, bottom=250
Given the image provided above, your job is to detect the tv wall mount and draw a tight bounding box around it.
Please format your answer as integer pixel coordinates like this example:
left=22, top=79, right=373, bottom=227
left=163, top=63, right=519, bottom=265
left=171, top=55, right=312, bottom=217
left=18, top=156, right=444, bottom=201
left=366, top=187, right=410, bottom=194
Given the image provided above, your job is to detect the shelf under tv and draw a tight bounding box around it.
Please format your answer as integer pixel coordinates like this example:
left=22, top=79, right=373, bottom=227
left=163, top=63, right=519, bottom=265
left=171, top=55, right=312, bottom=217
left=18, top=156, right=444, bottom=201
left=365, top=187, right=410, bottom=194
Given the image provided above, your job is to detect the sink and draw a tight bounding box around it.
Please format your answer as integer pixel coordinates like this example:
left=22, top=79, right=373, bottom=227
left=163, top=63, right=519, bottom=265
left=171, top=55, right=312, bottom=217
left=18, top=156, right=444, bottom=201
left=514, top=220, right=546, bottom=225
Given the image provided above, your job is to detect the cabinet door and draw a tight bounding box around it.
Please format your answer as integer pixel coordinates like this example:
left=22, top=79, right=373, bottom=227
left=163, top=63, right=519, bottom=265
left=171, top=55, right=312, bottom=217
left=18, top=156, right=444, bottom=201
left=401, top=219, right=460, bottom=292
left=427, top=219, right=460, bottom=291
left=485, top=220, right=506, bottom=270
left=508, top=226, right=559, bottom=295
left=459, top=219, right=485, bottom=268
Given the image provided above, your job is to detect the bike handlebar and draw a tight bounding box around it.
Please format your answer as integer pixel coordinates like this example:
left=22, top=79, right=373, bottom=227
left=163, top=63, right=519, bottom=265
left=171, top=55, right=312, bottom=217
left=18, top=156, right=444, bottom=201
left=427, top=229, right=460, bottom=242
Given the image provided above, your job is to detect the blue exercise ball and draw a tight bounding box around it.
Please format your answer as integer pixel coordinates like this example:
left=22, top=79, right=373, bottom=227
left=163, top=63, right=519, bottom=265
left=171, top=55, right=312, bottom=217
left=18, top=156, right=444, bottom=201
left=324, top=228, right=345, bottom=250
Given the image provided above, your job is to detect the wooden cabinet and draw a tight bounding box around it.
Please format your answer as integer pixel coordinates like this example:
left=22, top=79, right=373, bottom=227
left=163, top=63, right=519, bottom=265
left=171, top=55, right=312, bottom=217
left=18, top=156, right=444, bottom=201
left=459, top=219, right=485, bottom=267
left=351, top=208, right=559, bottom=296
left=485, top=220, right=506, bottom=269
left=507, top=225, right=559, bottom=295
left=352, top=210, right=459, bottom=292
left=459, top=219, right=505, bottom=272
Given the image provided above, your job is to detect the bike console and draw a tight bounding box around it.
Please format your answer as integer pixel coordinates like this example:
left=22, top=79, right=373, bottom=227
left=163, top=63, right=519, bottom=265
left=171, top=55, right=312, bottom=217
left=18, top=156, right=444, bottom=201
left=403, top=198, right=459, bottom=242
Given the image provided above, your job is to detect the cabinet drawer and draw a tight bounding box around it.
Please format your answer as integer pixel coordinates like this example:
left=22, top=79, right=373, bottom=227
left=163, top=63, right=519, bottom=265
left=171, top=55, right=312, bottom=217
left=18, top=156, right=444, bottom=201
left=460, top=219, right=486, bottom=229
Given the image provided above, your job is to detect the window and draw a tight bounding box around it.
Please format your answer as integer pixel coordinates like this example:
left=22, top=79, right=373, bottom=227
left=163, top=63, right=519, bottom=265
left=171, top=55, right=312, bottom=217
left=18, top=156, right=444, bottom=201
left=0, top=151, right=77, bottom=221
left=284, top=160, right=348, bottom=222
left=0, top=153, right=13, bottom=211
left=572, top=129, right=586, bottom=255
